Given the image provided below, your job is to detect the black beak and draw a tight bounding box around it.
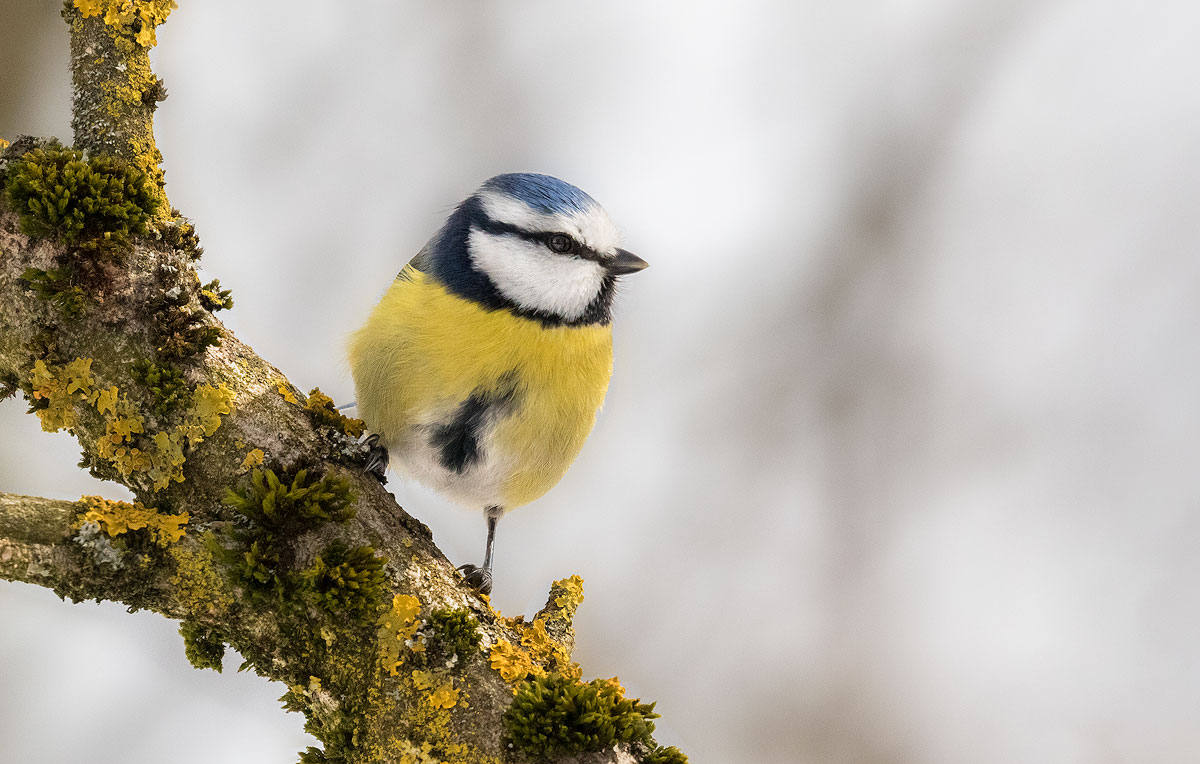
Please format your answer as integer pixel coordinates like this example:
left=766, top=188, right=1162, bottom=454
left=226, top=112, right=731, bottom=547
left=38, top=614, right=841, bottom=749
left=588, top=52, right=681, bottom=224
left=607, top=248, right=649, bottom=275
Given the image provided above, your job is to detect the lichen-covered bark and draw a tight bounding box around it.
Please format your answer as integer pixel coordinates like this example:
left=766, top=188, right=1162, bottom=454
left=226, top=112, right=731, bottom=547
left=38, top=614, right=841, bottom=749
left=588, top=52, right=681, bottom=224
left=66, top=5, right=169, bottom=211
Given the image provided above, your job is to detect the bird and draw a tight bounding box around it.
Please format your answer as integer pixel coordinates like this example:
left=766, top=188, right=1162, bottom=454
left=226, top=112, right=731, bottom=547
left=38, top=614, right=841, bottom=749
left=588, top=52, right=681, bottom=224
left=347, top=173, right=647, bottom=595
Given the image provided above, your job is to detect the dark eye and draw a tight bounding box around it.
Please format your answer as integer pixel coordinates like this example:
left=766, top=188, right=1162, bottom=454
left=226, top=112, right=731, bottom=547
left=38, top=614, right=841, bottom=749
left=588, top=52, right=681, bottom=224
left=548, top=233, right=574, bottom=254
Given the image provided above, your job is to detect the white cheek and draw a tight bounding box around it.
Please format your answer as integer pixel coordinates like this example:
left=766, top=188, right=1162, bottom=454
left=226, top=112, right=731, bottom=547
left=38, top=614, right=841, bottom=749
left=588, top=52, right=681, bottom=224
left=468, top=229, right=605, bottom=321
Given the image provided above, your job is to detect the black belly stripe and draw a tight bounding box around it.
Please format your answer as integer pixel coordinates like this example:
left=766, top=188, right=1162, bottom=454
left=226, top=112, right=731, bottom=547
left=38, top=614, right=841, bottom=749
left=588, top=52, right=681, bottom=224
left=430, top=374, right=519, bottom=474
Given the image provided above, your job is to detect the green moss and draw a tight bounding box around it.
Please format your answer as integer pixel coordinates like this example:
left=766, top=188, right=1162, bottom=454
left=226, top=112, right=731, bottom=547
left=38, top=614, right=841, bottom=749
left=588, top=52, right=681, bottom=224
left=199, top=278, right=234, bottom=312
left=21, top=267, right=87, bottom=318
left=504, top=673, right=660, bottom=761
left=0, top=371, right=18, bottom=401
left=644, top=745, right=689, bottom=764
left=180, top=621, right=226, bottom=672
left=282, top=679, right=360, bottom=764
left=160, top=214, right=203, bottom=260
left=225, top=468, right=356, bottom=526
left=4, top=144, right=156, bottom=253
left=425, top=608, right=481, bottom=668
left=153, top=278, right=222, bottom=359
left=217, top=467, right=356, bottom=606
left=297, top=746, right=331, bottom=764
left=130, top=359, right=189, bottom=416
left=301, top=541, right=387, bottom=620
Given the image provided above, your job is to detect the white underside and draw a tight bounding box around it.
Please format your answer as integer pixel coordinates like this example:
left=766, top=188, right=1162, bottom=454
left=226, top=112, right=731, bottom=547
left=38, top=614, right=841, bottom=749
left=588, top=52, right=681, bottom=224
left=383, top=418, right=515, bottom=511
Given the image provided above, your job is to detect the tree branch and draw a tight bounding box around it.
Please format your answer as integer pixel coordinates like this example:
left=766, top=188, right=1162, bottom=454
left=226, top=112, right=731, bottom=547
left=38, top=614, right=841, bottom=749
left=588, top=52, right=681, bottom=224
left=0, top=492, right=81, bottom=588
left=0, top=4, right=678, bottom=764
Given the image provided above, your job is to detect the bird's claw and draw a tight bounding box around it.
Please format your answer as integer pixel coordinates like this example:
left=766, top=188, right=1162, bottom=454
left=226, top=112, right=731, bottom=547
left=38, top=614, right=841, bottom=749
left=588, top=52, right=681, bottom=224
left=363, top=433, right=389, bottom=484
left=458, top=564, right=493, bottom=595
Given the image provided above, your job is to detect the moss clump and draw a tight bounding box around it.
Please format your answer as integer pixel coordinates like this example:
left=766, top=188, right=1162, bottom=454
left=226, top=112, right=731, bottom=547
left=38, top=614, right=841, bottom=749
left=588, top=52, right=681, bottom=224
left=225, top=468, right=355, bottom=527
left=643, top=745, right=689, bottom=764
left=425, top=608, right=480, bottom=668
left=304, top=388, right=365, bottom=439
left=218, top=468, right=355, bottom=606
left=504, top=673, right=660, bottom=762
left=159, top=215, right=203, bottom=260
left=4, top=145, right=156, bottom=252
left=0, top=371, right=18, bottom=401
left=297, top=746, right=332, bottom=764
left=153, top=275, right=222, bottom=359
left=180, top=621, right=226, bottom=672
left=301, top=540, right=387, bottom=620
left=21, top=267, right=87, bottom=318
left=130, top=359, right=190, bottom=417
left=198, top=278, right=233, bottom=312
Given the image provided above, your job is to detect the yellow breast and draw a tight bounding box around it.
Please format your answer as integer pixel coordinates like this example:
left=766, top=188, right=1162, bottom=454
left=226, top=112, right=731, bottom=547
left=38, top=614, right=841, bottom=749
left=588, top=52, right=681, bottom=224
left=348, top=267, right=613, bottom=509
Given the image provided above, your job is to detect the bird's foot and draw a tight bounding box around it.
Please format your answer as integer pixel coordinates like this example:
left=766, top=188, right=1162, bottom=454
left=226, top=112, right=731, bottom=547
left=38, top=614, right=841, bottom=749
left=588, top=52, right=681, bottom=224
left=363, top=434, right=389, bottom=484
left=457, top=563, right=493, bottom=595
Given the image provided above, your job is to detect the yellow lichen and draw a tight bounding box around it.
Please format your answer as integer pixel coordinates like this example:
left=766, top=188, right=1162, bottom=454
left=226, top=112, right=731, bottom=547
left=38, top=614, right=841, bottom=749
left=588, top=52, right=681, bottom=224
left=76, top=494, right=188, bottom=545
left=379, top=594, right=423, bottom=675
left=239, top=448, right=265, bottom=473
left=29, top=359, right=232, bottom=491
left=489, top=617, right=581, bottom=687
left=521, top=619, right=557, bottom=659
left=74, top=0, right=177, bottom=48
left=29, top=358, right=95, bottom=431
left=381, top=673, right=483, bottom=764
left=136, top=383, right=233, bottom=490
left=275, top=380, right=299, bottom=405
left=427, top=680, right=459, bottom=710
left=169, top=543, right=233, bottom=617
left=185, top=383, right=234, bottom=439
left=146, top=429, right=185, bottom=489
left=489, top=639, right=541, bottom=684
left=551, top=574, right=585, bottom=618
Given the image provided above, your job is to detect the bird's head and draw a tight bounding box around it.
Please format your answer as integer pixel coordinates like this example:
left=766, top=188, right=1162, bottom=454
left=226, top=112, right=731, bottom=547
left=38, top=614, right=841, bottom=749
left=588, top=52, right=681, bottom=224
left=421, top=173, right=648, bottom=327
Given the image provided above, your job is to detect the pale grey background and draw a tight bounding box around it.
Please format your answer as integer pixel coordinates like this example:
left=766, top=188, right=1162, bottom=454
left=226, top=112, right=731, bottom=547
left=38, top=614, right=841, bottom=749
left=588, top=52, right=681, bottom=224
left=3, top=1, right=1200, bottom=763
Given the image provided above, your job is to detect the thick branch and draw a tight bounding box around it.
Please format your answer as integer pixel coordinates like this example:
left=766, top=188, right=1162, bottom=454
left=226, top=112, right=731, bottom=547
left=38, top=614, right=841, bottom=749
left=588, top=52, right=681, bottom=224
left=0, top=492, right=82, bottom=589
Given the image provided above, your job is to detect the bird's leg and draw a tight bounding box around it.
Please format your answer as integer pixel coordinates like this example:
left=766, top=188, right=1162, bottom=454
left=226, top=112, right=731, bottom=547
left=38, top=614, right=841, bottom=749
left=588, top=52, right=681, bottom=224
left=459, top=506, right=501, bottom=595
left=363, top=433, right=389, bottom=484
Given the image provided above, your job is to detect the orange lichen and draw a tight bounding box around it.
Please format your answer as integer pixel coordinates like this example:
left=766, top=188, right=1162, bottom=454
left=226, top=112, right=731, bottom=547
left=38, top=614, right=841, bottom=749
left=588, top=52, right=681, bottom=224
left=489, top=639, right=539, bottom=684
left=378, top=594, right=423, bottom=675
left=550, top=574, right=585, bottom=619
left=411, top=669, right=460, bottom=710
left=76, top=494, right=188, bottom=545
left=29, top=358, right=95, bottom=431
left=28, top=359, right=232, bottom=490
left=74, top=0, right=177, bottom=48
left=275, top=380, right=299, bottom=405
left=239, top=448, right=265, bottom=473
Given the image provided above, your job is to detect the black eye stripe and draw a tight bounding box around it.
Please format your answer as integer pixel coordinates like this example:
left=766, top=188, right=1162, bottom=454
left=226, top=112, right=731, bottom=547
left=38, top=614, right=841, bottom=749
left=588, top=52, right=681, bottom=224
left=473, top=216, right=606, bottom=263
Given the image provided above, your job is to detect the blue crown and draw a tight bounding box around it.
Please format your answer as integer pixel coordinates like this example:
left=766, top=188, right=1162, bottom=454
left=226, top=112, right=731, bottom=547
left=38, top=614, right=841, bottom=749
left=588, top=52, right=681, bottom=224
left=481, top=173, right=597, bottom=215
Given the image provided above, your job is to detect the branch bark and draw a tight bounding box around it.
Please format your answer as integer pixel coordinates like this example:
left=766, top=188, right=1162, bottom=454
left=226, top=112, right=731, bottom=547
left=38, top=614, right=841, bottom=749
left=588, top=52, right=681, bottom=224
left=0, top=5, right=668, bottom=764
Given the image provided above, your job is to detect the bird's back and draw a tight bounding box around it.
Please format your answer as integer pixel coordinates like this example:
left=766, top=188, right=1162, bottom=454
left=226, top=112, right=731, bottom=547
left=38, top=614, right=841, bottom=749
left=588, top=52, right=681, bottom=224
left=348, top=265, right=614, bottom=509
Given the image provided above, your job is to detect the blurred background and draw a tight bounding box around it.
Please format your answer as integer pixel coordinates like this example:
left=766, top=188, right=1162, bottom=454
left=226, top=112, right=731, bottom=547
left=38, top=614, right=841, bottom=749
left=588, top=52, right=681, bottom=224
left=3, top=1, right=1200, bottom=762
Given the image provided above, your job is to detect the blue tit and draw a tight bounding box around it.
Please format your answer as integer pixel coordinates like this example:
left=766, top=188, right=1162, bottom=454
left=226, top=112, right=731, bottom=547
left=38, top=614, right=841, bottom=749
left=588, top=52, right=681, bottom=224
left=348, top=173, right=648, bottom=594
